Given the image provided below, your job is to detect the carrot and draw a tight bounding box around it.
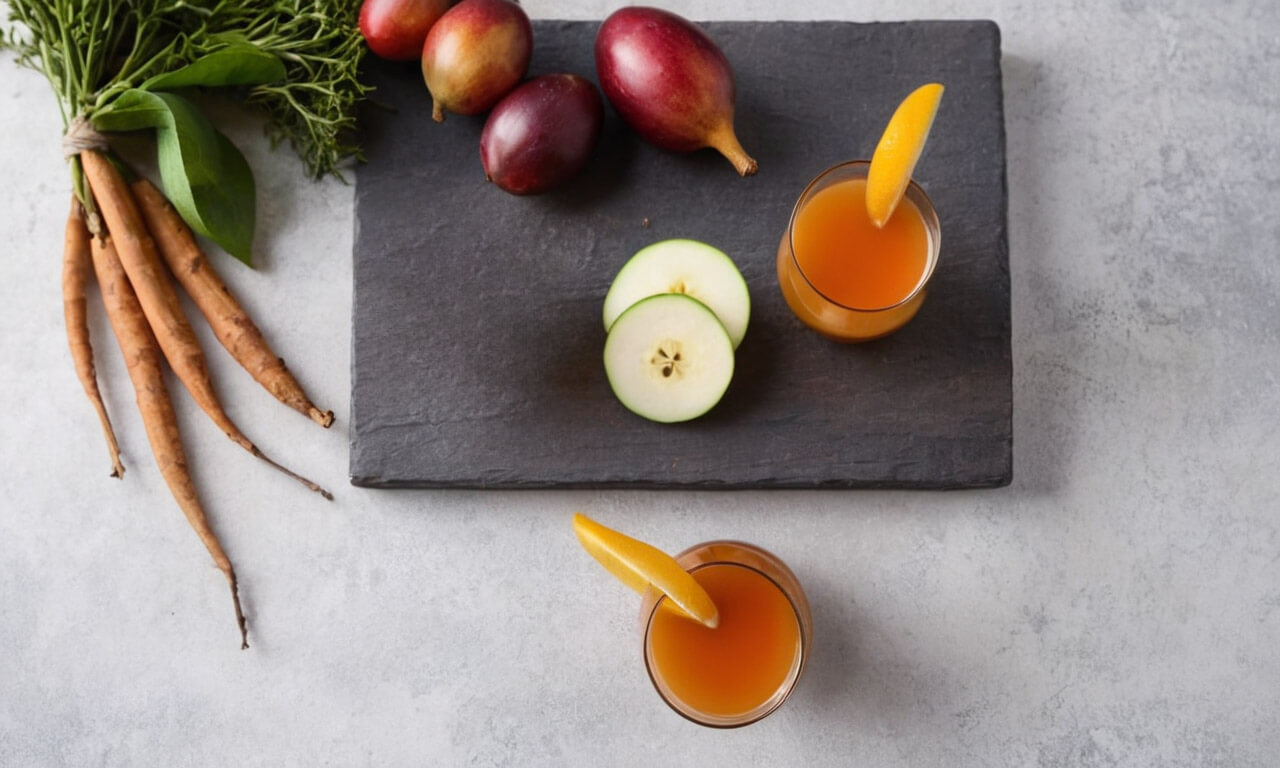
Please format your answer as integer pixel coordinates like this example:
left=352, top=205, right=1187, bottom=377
left=130, top=178, right=334, bottom=428
left=79, top=149, right=332, bottom=501
left=90, top=233, right=249, bottom=649
left=63, top=197, right=126, bottom=478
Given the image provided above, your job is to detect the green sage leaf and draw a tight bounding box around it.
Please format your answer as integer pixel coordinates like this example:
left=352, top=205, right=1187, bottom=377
left=93, top=89, right=256, bottom=265
left=139, top=44, right=286, bottom=91
left=91, top=89, right=174, bottom=132
left=152, top=94, right=256, bottom=265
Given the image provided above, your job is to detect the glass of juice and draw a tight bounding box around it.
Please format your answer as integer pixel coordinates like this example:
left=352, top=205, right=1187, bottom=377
left=639, top=541, right=813, bottom=727
left=776, top=160, right=941, bottom=342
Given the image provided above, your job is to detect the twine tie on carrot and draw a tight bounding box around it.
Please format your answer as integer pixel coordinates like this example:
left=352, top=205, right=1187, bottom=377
left=61, top=115, right=111, bottom=159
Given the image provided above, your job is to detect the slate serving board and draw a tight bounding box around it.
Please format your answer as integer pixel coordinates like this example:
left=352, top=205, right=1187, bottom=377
left=351, top=20, right=1011, bottom=489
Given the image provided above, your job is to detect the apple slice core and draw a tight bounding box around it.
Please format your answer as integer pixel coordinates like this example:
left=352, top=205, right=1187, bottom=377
left=603, top=294, right=735, bottom=423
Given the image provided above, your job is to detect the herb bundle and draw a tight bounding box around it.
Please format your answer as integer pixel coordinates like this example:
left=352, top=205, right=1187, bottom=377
left=3, top=0, right=371, bottom=648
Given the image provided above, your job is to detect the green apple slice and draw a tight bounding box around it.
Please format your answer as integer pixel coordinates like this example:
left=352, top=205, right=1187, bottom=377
left=604, top=294, right=735, bottom=423
left=603, top=239, right=751, bottom=348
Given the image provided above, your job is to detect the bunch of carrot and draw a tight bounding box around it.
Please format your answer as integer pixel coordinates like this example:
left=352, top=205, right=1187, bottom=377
left=5, top=0, right=369, bottom=649
left=64, top=150, right=334, bottom=649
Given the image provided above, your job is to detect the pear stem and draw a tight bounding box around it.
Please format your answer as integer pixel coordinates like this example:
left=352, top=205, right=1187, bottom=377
left=431, top=101, right=445, bottom=123
left=707, top=123, right=758, bottom=177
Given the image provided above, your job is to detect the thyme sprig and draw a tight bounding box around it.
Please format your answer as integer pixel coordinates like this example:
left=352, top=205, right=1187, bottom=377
left=2, top=0, right=370, bottom=179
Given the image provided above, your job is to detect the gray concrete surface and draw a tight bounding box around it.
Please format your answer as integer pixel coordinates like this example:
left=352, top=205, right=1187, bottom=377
left=2, top=1, right=1278, bottom=766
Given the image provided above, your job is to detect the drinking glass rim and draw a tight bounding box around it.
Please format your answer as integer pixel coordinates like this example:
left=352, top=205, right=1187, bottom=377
left=641, top=559, right=808, bottom=729
left=786, top=159, right=941, bottom=313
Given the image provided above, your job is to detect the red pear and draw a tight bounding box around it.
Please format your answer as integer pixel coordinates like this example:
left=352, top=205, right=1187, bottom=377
left=360, top=0, right=455, bottom=61
left=421, top=0, right=533, bottom=122
left=594, top=7, right=757, bottom=176
left=480, top=74, right=604, bottom=195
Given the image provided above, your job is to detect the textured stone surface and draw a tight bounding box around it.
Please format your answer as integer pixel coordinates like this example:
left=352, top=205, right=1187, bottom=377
left=1, top=1, right=1278, bottom=766
left=352, top=20, right=1011, bottom=489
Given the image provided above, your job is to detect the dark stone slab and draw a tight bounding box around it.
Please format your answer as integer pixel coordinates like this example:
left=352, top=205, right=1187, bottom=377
left=351, top=20, right=1011, bottom=489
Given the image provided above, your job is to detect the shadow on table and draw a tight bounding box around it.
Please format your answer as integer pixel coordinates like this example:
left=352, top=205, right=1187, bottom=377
left=792, top=572, right=859, bottom=712
left=1001, top=53, right=1083, bottom=497
left=790, top=571, right=948, bottom=724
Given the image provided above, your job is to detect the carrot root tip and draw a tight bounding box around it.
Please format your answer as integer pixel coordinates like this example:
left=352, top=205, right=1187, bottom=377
left=226, top=571, right=249, bottom=650
left=250, top=446, right=333, bottom=500
left=311, top=408, right=335, bottom=429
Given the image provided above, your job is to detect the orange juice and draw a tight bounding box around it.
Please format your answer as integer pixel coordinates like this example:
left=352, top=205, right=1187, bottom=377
left=648, top=564, right=800, bottom=718
left=792, top=177, right=929, bottom=309
left=777, top=160, right=940, bottom=342
left=641, top=541, right=811, bottom=727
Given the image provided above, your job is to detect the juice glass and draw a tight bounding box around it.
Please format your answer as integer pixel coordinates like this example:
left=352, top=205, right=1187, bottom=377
left=776, top=160, right=941, bottom=342
left=639, top=541, right=812, bottom=727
